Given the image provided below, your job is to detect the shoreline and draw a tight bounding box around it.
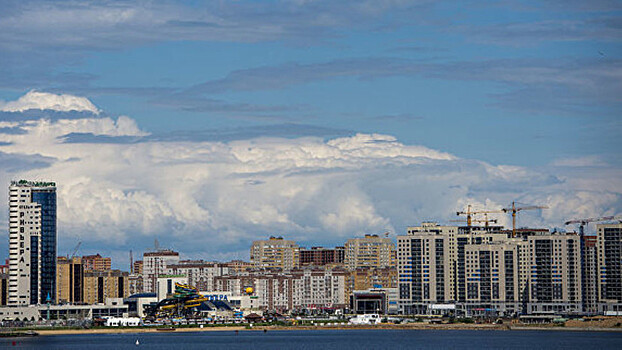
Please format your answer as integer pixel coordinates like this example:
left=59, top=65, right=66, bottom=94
left=28, top=323, right=622, bottom=336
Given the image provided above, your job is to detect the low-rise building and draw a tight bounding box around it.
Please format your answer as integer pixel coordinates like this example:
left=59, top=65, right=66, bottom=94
left=214, top=267, right=347, bottom=312
left=166, top=260, right=229, bottom=291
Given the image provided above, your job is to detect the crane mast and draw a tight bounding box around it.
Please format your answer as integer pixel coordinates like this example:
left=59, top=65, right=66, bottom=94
left=502, top=202, right=548, bottom=238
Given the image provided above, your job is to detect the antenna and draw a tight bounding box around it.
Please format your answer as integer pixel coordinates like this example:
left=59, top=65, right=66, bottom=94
left=154, top=238, right=160, bottom=251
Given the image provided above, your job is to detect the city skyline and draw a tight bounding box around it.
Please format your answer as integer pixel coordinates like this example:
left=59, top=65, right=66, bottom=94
left=0, top=1, right=620, bottom=269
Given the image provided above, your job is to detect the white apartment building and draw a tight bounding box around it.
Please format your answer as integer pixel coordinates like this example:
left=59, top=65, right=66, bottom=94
left=142, top=249, right=180, bottom=293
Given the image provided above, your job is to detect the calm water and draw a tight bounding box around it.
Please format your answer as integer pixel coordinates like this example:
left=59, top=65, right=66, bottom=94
left=4, top=329, right=622, bottom=349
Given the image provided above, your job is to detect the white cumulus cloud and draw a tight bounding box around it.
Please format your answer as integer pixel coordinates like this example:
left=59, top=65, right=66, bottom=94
left=0, top=96, right=620, bottom=263
left=0, top=90, right=100, bottom=114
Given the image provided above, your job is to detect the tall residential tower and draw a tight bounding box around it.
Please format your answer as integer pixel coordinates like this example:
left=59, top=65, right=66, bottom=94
left=8, top=180, right=57, bottom=305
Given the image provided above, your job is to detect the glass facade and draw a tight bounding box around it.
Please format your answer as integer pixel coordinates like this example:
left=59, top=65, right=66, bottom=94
left=32, top=189, right=56, bottom=304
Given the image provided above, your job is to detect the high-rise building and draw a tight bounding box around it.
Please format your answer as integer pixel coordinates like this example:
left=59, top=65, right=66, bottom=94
left=56, top=256, right=84, bottom=304
left=397, top=223, right=459, bottom=314
left=82, top=254, right=111, bottom=271
left=397, top=222, right=583, bottom=316
left=597, top=223, right=622, bottom=313
left=83, top=270, right=129, bottom=304
left=0, top=273, right=8, bottom=306
left=143, top=249, right=179, bottom=293
left=581, top=234, right=598, bottom=314
left=523, top=233, right=582, bottom=314
left=133, top=260, right=143, bottom=275
left=300, top=246, right=345, bottom=266
left=464, top=241, right=522, bottom=316
left=8, top=180, right=56, bottom=305
left=345, top=234, right=396, bottom=270
left=250, top=237, right=300, bottom=270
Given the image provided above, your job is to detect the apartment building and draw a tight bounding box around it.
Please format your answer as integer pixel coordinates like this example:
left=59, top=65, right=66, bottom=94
left=345, top=234, right=395, bottom=270
left=8, top=180, right=56, bottom=305
left=166, top=260, right=229, bottom=291
left=250, top=237, right=300, bottom=270
left=56, top=257, right=84, bottom=304
left=83, top=270, right=129, bottom=304
left=597, top=223, right=622, bottom=313
left=142, top=249, right=180, bottom=293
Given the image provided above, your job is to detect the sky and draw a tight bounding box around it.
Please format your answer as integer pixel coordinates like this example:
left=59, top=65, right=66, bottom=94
left=0, top=0, right=620, bottom=269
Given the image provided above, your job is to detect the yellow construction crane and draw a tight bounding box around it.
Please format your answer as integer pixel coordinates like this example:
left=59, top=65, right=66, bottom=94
left=451, top=213, right=498, bottom=227
left=456, top=205, right=504, bottom=227
left=502, top=202, right=548, bottom=238
left=565, top=215, right=622, bottom=236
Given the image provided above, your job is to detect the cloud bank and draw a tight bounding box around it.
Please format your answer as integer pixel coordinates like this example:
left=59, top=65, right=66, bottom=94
left=0, top=90, right=100, bottom=114
left=0, top=91, right=620, bottom=262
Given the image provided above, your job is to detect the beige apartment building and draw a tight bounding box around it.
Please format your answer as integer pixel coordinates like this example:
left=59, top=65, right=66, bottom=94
left=56, top=257, right=84, bottom=304
left=398, top=222, right=582, bottom=316
left=522, top=233, right=582, bottom=314
left=597, top=223, right=622, bottom=313
left=345, top=234, right=396, bottom=270
left=83, top=270, right=129, bottom=304
left=250, top=237, right=300, bottom=270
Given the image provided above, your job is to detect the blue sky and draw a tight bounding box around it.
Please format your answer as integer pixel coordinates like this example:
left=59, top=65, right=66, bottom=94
left=0, top=1, right=620, bottom=267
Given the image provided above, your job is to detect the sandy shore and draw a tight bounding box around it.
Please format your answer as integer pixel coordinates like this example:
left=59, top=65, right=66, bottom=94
left=36, top=326, right=247, bottom=335
left=32, top=322, right=622, bottom=336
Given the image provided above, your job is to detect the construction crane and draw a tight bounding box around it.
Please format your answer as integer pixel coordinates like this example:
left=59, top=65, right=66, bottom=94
left=456, top=205, right=504, bottom=227
left=564, top=215, right=622, bottom=236
left=502, top=202, right=548, bottom=238
left=69, top=241, right=82, bottom=259
left=451, top=213, right=498, bottom=227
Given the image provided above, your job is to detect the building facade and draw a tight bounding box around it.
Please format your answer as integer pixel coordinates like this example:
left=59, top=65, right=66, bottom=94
left=8, top=180, right=56, bottom=305
left=250, top=237, right=300, bottom=270
left=397, top=223, right=458, bottom=314
left=300, top=247, right=345, bottom=266
left=142, top=249, right=179, bottom=293
left=345, top=234, right=396, bottom=270
left=56, top=256, right=84, bottom=304
left=397, top=222, right=583, bottom=316
left=347, top=267, right=397, bottom=298
left=82, top=254, right=111, bottom=271
left=597, top=223, right=622, bottom=313
left=521, top=233, right=582, bottom=314
left=213, top=267, right=347, bottom=312
left=166, top=260, right=229, bottom=291
left=464, top=241, right=521, bottom=316
left=581, top=234, right=598, bottom=314
left=83, top=270, right=129, bottom=304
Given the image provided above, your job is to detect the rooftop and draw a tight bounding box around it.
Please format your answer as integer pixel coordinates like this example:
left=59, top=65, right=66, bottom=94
left=10, top=180, right=56, bottom=188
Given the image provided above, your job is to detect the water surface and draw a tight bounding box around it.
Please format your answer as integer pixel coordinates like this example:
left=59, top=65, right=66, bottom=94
left=5, top=329, right=622, bottom=349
